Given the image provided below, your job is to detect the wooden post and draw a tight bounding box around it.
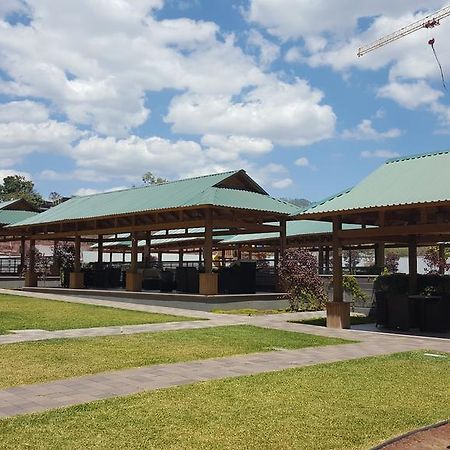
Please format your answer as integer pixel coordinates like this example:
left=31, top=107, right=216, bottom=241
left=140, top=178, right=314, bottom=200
left=439, top=244, right=446, bottom=275
left=375, top=243, right=385, bottom=272
left=324, top=246, right=330, bottom=274
left=199, top=208, right=218, bottom=295
left=144, top=232, right=151, bottom=267
left=24, top=239, right=37, bottom=287
left=408, top=238, right=418, bottom=294
left=126, top=232, right=142, bottom=291
left=280, top=219, right=287, bottom=259
left=204, top=210, right=213, bottom=274
left=51, top=239, right=60, bottom=276
left=318, top=246, right=324, bottom=274
left=327, top=218, right=350, bottom=329
left=221, top=249, right=226, bottom=267
left=20, top=236, right=25, bottom=272
left=178, top=249, right=184, bottom=268
left=130, top=232, right=138, bottom=272
left=97, top=235, right=103, bottom=263
left=109, top=252, right=113, bottom=263
left=69, top=235, right=84, bottom=289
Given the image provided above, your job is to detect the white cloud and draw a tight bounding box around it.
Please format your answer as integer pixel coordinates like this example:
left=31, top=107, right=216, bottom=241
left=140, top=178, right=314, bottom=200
left=361, top=150, right=400, bottom=158
left=284, top=46, right=302, bottom=63
left=342, top=119, right=402, bottom=140
left=295, top=157, right=309, bottom=167
left=202, top=134, right=273, bottom=162
left=247, top=1, right=445, bottom=41
left=0, top=169, right=32, bottom=182
left=74, top=186, right=129, bottom=197
left=0, top=100, right=49, bottom=123
left=166, top=78, right=336, bottom=146
left=0, top=120, right=81, bottom=166
left=247, top=29, right=280, bottom=66
left=0, top=1, right=266, bottom=136
left=377, top=81, right=443, bottom=109
left=271, top=178, right=293, bottom=189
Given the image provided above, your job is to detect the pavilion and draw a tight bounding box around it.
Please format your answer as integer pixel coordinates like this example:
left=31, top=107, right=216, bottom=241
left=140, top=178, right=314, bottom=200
left=294, top=150, right=450, bottom=327
left=4, top=170, right=299, bottom=294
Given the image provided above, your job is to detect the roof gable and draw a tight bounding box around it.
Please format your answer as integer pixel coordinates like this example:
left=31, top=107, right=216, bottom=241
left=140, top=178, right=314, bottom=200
left=8, top=170, right=298, bottom=228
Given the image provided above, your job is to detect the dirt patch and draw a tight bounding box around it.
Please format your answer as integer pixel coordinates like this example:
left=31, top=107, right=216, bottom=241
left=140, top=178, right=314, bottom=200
left=378, top=422, right=450, bottom=449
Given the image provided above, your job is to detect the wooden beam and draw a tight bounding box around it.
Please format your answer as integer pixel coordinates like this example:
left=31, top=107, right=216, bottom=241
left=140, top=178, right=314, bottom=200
left=332, top=218, right=343, bottom=302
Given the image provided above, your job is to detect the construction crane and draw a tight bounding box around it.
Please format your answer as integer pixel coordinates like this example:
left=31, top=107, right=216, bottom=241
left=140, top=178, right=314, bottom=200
left=357, top=5, right=450, bottom=57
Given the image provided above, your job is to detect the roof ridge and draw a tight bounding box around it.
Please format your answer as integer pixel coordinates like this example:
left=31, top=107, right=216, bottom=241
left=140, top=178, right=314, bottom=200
left=386, top=149, right=450, bottom=164
left=72, top=170, right=241, bottom=199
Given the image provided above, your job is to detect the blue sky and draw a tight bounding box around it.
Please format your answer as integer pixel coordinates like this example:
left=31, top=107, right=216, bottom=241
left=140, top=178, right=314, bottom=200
left=0, top=0, right=449, bottom=201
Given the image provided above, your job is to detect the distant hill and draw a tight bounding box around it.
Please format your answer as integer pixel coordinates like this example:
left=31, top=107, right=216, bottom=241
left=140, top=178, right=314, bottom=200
left=280, top=198, right=311, bottom=209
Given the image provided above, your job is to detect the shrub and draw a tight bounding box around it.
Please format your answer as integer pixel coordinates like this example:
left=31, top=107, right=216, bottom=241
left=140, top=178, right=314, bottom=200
left=278, top=248, right=326, bottom=311
left=384, top=252, right=399, bottom=274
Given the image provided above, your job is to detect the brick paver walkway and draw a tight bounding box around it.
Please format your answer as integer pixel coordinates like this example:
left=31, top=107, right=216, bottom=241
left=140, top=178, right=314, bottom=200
left=0, top=289, right=448, bottom=418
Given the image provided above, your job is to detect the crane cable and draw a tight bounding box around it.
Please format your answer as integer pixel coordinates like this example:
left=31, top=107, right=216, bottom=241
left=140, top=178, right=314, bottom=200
left=428, top=38, right=447, bottom=90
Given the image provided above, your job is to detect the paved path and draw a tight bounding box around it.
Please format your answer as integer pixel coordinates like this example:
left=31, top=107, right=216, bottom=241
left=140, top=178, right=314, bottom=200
left=1, top=337, right=446, bottom=418
left=0, top=288, right=325, bottom=345
left=0, top=289, right=448, bottom=418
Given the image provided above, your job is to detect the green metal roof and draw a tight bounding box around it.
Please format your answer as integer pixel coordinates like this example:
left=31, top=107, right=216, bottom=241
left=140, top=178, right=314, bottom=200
left=0, top=210, right=38, bottom=225
left=299, top=150, right=450, bottom=216
left=221, top=220, right=364, bottom=245
left=9, top=170, right=300, bottom=228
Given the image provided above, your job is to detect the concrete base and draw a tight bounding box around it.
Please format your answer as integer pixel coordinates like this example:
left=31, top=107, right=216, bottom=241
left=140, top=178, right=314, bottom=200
left=126, top=271, right=142, bottom=292
left=199, top=273, right=218, bottom=295
left=24, top=271, right=38, bottom=287
left=326, top=301, right=351, bottom=329
left=69, top=272, right=85, bottom=289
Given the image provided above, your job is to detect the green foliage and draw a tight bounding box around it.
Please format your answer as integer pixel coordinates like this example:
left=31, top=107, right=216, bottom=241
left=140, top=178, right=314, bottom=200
left=278, top=248, right=326, bottom=311
left=0, top=175, right=43, bottom=207
left=342, top=275, right=368, bottom=301
left=142, top=171, right=168, bottom=185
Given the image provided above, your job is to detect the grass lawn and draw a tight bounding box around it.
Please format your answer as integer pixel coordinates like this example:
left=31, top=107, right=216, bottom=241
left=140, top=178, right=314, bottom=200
left=291, top=315, right=374, bottom=327
left=1, top=351, right=448, bottom=450
left=0, top=325, right=350, bottom=388
left=0, top=294, right=194, bottom=334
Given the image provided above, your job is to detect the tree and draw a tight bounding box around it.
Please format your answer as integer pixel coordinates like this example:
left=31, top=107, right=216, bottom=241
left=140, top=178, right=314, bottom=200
left=49, top=192, right=63, bottom=203
left=0, top=175, right=43, bottom=207
left=278, top=248, right=326, bottom=311
left=423, top=246, right=450, bottom=274
left=142, top=172, right=168, bottom=185
left=384, top=252, right=400, bottom=274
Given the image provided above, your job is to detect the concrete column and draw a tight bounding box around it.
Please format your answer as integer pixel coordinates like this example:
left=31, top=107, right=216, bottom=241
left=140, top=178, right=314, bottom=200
left=327, top=218, right=350, bottom=329
left=408, top=238, right=418, bottom=294
left=24, top=239, right=37, bottom=287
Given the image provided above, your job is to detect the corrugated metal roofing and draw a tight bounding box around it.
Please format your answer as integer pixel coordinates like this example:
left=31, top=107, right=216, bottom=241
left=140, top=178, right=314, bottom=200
left=221, top=220, right=364, bottom=244
left=0, top=210, right=38, bottom=225
left=299, top=150, right=450, bottom=216
left=9, top=170, right=300, bottom=228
